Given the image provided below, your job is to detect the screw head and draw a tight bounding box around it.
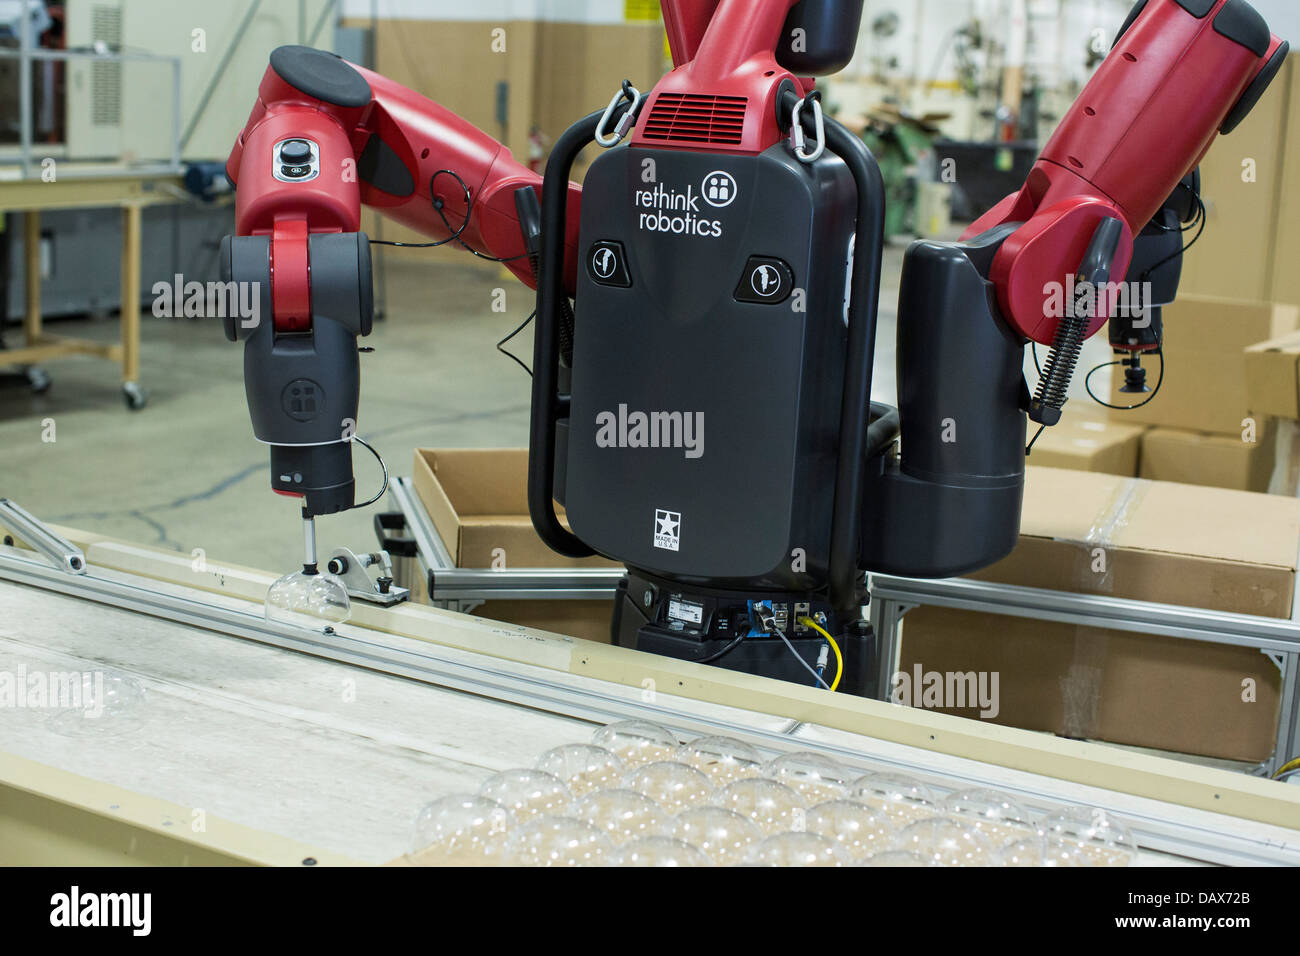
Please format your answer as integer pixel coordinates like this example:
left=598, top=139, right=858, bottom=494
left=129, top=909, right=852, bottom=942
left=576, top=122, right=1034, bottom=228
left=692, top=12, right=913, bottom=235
left=643, top=589, right=654, bottom=607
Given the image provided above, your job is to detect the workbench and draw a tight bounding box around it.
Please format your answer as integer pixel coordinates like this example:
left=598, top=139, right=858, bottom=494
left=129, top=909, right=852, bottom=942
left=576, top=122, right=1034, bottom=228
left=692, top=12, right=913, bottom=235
left=0, top=169, right=186, bottom=410
left=0, top=514, right=1297, bottom=866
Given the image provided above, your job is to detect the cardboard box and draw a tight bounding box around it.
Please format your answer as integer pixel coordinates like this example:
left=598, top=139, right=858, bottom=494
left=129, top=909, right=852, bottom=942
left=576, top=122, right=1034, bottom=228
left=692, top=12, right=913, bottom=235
left=412, top=448, right=621, bottom=644
left=900, top=467, right=1300, bottom=761
left=1180, top=55, right=1293, bottom=302
left=1245, top=329, right=1300, bottom=420
left=1139, top=424, right=1276, bottom=493
left=1028, top=416, right=1145, bottom=476
left=1271, top=52, right=1300, bottom=307
left=1108, top=296, right=1300, bottom=434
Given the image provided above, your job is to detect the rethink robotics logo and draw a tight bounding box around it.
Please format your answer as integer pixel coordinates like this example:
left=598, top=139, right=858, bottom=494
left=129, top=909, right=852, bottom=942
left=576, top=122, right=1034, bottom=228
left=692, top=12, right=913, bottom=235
left=653, top=509, right=681, bottom=552
left=635, top=170, right=737, bottom=238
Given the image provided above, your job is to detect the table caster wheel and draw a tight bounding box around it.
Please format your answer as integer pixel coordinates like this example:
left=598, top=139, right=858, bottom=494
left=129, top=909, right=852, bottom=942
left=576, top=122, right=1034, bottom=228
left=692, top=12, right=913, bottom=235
left=123, top=381, right=149, bottom=410
left=25, top=366, right=51, bottom=394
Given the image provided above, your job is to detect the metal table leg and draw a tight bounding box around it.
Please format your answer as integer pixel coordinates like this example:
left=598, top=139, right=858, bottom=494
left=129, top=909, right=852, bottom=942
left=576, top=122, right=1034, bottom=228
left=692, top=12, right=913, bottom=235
left=121, top=203, right=146, bottom=409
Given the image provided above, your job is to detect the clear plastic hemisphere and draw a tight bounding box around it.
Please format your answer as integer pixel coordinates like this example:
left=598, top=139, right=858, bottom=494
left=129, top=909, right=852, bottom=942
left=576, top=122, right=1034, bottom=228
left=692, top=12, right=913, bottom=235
left=896, top=818, right=999, bottom=867
left=764, top=751, right=853, bottom=803
left=477, top=769, right=572, bottom=822
left=623, top=761, right=715, bottom=812
left=569, top=788, right=666, bottom=844
left=410, top=794, right=511, bottom=865
left=44, top=671, right=148, bottom=738
left=501, top=816, right=612, bottom=866
left=265, top=569, right=350, bottom=627
left=612, top=836, right=713, bottom=867
left=743, top=832, right=849, bottom=867
left=670, top=807, right=763, bottom=866
left=591, top=720, right=680, bottom=768
left=677, top=735, right=765, bottom=786
left=534, top=744, right=625, bottom=795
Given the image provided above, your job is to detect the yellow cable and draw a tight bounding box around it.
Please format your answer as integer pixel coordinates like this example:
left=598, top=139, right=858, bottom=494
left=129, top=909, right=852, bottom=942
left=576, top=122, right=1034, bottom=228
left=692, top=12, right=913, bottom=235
left=1274, top=756, right=1300, bottom=779
left=801, top=616, right=843, bottom=692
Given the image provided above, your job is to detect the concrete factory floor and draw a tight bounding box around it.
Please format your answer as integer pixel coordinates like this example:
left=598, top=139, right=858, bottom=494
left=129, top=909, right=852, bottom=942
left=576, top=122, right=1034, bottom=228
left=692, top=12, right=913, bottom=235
left=0, top=239, right=1113, bottom=575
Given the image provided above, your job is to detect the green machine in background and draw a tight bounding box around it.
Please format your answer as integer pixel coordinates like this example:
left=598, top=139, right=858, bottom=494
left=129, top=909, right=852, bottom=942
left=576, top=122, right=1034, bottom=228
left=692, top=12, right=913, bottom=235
left=854, top=106, right=951, bottom=240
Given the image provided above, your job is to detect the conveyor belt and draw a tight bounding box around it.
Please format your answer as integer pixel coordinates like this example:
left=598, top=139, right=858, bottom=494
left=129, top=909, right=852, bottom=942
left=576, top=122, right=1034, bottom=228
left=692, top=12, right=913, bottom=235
left=0, top=539, right=1298, bottom=865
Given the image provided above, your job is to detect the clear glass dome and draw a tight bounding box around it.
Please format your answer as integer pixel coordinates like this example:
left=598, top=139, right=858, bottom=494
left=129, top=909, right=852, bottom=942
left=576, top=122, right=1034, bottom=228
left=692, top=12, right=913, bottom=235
left=590, top=720, right=680, bottom=768
left=623, top=761, right=715, bottom=812
left=568, top=788, right=666, bottom=845
left=410, top=794, right=511, bottom=865
left=265, top=568, right=350, bottom=628
left=670, top=806, right=763, bottom=866
left=1000, top=836, right=1089, bottom=867
left=896, top=817, right=998, bottom=867
left=764, top=752, right=853, bottom=804
left=943, top=788, right=1038, bottom=847
left=612, top=836, right=713, bottom=867
left=715, top=778, right=806, bottom=835
left=858, top=850, right=931, bottom=867
left=534, top=744, right=625, bottom=795
left=501, top=816, right=612, bottom=866
left=677, top=736, right=764, bottom=786
left=850, top=771, right=941, bottom=826
left=1040, top=807, right=1137, bottom=866
left=44, top=672, right=148, bottom=738
left=477, top=769, right=571, bottom=822
left=805, top=799, right=897, bottom=861
left=743, top=832, right=849, bottom=867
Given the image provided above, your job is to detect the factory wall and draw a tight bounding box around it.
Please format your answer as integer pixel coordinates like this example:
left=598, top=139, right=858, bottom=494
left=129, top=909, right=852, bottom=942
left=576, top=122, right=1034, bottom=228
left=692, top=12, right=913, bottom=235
left=340, top=4, right=666, bottom=254
left=62, top=0, right=335, bottom=162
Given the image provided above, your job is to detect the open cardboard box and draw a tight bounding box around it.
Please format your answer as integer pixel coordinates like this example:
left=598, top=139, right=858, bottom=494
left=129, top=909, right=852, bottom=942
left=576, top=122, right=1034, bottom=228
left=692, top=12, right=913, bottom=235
left=1028, top=416, right=1145, bottom=476
left=410, top=453, right=1299, bottom=760
left=412, top=449, right=620, bottom=644
left=1139, top=424, right=1276, bottom=493
left=1245, top=329, right=1300, bottom=421
left=901, top=467, right=1300, bottom=762
left=1108, top=297, right=1300, bottom=435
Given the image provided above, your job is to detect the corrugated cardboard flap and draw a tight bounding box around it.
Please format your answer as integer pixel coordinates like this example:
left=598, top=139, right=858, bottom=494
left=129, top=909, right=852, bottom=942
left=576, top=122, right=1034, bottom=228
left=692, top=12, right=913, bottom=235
left=1022, top=467, right=1300, bottom=570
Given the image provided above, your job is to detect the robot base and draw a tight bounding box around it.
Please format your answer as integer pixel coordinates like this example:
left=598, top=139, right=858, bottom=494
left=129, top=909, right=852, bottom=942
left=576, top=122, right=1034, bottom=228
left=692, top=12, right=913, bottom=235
left=610, top=571, right=876, bottom=696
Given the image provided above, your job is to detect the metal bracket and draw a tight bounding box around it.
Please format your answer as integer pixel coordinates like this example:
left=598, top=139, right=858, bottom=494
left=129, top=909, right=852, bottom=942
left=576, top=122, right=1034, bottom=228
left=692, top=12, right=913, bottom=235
left=325, top=547, right=409, bottom=606
left=1262, top=649, right=1286, bottom=676
left=0, top=499, right=86, bottom=574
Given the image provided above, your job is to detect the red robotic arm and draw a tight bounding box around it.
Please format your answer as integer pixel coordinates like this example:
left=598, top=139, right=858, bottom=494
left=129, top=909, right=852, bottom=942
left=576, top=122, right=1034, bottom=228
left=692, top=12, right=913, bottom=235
left=966, top=0, right=1287, bottom=345
left=225, top=46, right=583, bottom=335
